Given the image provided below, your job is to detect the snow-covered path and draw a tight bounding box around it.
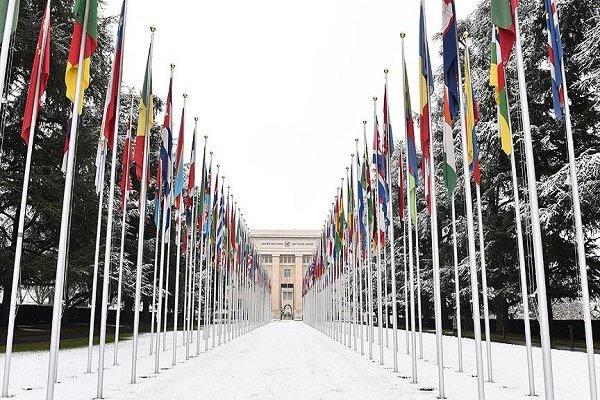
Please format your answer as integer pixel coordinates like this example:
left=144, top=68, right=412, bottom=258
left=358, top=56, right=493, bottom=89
left=108, top=321, right=429, bottom=400
left=2, top=321, right=597, bottom=399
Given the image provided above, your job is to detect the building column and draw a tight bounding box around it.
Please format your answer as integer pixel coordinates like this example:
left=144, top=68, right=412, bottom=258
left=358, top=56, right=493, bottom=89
left=271, top=254, right=280, bottom=320
left=294, top=254, right=303, bottom=320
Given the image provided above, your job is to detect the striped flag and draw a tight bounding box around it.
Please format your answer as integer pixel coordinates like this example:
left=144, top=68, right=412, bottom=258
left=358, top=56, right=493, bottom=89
left=544, top=0, right=565, bottom=121
left=173, top=106, right=185, bottom=205
left=134, top=43, right=154, bottom=181
left=490, top=26, right=513, bottom=155
left=21, top=0, right=50, bottom=144
left=403, top=56, right=418, bottom=222
left=442, top=0, right=458, bottom=196
left=65, top=0, right=98, bottom=114
left=160, top=76, right=173, bottom=200
left=464, top=43, right=481, bottom=185
left=419, top=0, right=434, bottom=213
left=491, top=0, right=518, bottom=66
left=120, top=110, right=133, bottom=211
left=0, top=0, right=20, bottom=46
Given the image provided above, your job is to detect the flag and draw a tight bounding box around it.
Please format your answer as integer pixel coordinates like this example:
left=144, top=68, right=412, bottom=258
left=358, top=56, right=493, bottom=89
left=94, top=133, right=106, bottom=194
left=21, top=1, right=50, bottom=144
left=442, top=89, right=457, bottom=195
left=153, top=163, right=161, bottom=226
left=490, top=26, right=513, bottom=155
left=491, top=0, right=518, bottom=66
left=404, top=56, right=418, bottom=222
left=120, top=133, right=132, bottom=211
left=357, top=153, right=366, bottom=258
left=62, top=106, right=74, bottom=174
left=101, top=0, right=126, bottom=152
left=0, top=0, right=20, bottom=46
left=65, top=0, right=98, bottom=114
left=442, top=0, right=460, bottom=118
left=398, top=144, right=405, bottom=220
left=173, top=106, right=185, bottom=205
left=373, top=114, right=387, bottom=243
left=210, top=170, right=219, bottom=245
left=544, top=0, right=564, bottom=121
left=419, top=0, right=434, bottom=212
left=464, top=44, right=481, bottom=185
left=160, top=75, right=173, bottom=200
left=134, top=43, right=154, bottom=181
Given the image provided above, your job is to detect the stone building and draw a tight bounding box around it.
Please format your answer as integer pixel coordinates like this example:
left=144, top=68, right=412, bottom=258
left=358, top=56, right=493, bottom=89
left=251, top=229, right=320, bottom=320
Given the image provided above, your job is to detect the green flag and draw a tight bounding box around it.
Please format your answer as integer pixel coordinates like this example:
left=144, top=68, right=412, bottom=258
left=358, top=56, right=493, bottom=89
left=0, top=0, right=19, bottom=45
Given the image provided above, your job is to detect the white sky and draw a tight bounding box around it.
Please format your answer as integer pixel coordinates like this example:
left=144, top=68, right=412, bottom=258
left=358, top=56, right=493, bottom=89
left=103, top=0, right=479, bottom=230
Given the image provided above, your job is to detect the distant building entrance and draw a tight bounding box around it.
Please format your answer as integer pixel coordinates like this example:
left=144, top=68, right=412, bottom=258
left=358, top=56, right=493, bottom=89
left=251, top=229, right=320, bottom=320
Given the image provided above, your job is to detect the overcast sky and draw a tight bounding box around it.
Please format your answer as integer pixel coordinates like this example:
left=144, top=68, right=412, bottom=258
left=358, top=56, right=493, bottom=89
left=103, top=0, right=479, bottom=230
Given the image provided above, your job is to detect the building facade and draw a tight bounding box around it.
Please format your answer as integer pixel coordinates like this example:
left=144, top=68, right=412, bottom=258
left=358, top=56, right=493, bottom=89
left=251, top=229, right=320, bottom=320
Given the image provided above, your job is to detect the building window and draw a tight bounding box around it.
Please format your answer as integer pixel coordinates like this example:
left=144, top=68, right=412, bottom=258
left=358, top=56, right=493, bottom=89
left=280, top=255, right=295, bottom=264
left=261, top=254, right=272, bottom=264
left=283, top=268, right=291, bottom=278
left=282, top=290, right=293, bottom=301
left=302, top=255, right=312, bottom=265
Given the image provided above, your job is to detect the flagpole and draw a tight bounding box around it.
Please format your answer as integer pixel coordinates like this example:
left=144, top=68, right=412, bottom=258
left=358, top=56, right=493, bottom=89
left=114, top=100, right=134, bottom=366
left=0, top=0, right=17, bottom=108
left=356, top=137, right=365, bottom=356
left=372, top=98, right=385, bottom=366
left=351, top=155, right=359, bottom=352
left=150, top=200, right=160, bottom=355
left=2, top=2, right=49, bottom=395
left=131, top=25, right=155, bottom=385
left=506, top=113, right=535, bottom=394
left=173, top=93, right=187, bottom=365
left=420, top=7, right=446, bottom=394
left=414, top=209, right=423, bottom=359
left=88, top=156, right=105, bottom=374
left=512, top=11, right=557, bottom=397
left=400, top=34, right=417, bottom=384
left=204, top=154, right=214, bottom=352
left=196, top=133, right=206, bottom=355
left=450, top=195, right=463, bottom=372
left=46, top=1, right=92, bottom=398
left=383, top=69, right=399, bottom=372
left=403, top=212, right=409, bottom=356
left=96, top=1, right=128, bottom=394
left=557, top=21, right=598, bottom=400
left=364, top=130, right=374, bottom=362
left=474, top=182, right=493, bottom=382
left=457, top=32, right=485, bottom=400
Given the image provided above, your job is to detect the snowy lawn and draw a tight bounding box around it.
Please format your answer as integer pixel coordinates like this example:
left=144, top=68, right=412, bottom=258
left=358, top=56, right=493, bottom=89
left=0, top=321, right=597, bottom=399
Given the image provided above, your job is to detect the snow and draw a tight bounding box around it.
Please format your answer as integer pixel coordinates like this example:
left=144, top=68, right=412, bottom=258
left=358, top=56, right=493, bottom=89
left=0, top=321, right=596, bottom=399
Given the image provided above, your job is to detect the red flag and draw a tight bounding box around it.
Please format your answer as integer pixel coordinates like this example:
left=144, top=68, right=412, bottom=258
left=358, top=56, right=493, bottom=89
left=21, top=3, right=51, bottom=144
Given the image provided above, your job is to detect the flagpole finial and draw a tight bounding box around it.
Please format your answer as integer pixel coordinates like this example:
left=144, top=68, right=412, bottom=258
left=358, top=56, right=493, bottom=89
left=204, top=135, right=208, bottom=139
left=355, top=138, right=359, bottom=143
left=195, top=117, right=199, bottom=123
left=170, top=63, right=175, bottom=70
left=384, top=68, right=389, bottom=75
left=183, top=93, right=188, bottom=99
left=150, top=26, right=156, bottom=33
left=363, top=120, right=367, bottom=125
left=210, top=151, right=213, bottom=155
left=400, top=32, right=405, bottom=38
left=373, top=96, right=377, bottom=102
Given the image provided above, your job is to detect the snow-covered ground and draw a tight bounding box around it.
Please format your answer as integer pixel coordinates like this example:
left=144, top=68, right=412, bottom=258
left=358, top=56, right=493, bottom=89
left=0, top=321, right=597, bottom=399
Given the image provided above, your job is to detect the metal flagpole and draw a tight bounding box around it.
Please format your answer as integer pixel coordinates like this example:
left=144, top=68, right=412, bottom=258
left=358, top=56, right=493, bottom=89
left=150, top=197, right=161, bottom=356
left=114, top=100, right=134, bottom=366
left=351, top=156, right=359, bottom=352
left=414, top=211, right=423, bottom=359
left=173, top=95, right=187, bottom=363
left=88, top=158, right=105, bottom=373
left=373, top=99, right=384, bottom=366
left=2, top=2, right=49, bottom=394
left=383, top=242, right=389, bottom=348
left=403, top=214, right=409, bottom=356
left=505, top=110, right=535, bottom=393
left=400, top=33, right=417, bottom=383
left=513, top=12, right=555, bottom=397
left=456, top=31, right=485, bottom=399
left=203, top=154, right=214, bottom=352
left=163, top=210, right=172, bottom=351
left=131, top=26, right=155, bottom=384
left=475, top=183, right=493, bottom=381
left=451, top=196, right=463, bottom=372
left=384, top=69, right=399, bottom=372
left=46, top=2, right=93, bottom=397
left=96, top=1, right=128, bottom=394
left=0, top=0, right=17, bottom=108
left=355, top=135, right=365, bottom=356
left=556, top=12, right=597, bottom=398
left=421, top=7, right=446, bottom=394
